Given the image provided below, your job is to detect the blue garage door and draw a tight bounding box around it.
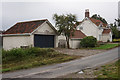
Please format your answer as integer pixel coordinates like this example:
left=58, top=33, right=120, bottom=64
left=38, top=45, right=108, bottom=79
left=34, top=34, right=54, bottom=48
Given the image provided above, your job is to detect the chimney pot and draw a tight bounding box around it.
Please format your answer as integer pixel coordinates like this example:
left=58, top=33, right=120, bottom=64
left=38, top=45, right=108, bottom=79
left=85, top=9, right=89, bottom=18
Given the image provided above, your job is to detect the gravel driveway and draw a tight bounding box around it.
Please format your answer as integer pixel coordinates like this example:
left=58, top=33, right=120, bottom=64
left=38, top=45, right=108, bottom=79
left=55, top=48, right=107, bottom=57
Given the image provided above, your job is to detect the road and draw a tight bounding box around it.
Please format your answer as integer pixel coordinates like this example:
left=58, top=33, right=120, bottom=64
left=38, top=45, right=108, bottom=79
left=2, top=47, right=120, bottom=78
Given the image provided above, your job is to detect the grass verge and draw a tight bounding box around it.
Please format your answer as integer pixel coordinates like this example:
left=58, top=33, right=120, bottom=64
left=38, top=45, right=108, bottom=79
left=94, top=59, right=120, bottom=79
left=92, top=43, right=120, bottom=50
left=2, top=47, right=79, bottom=72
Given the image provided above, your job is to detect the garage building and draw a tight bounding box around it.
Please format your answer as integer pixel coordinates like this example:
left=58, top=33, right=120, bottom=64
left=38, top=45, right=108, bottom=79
left=3, top=19, right=58, bottom=50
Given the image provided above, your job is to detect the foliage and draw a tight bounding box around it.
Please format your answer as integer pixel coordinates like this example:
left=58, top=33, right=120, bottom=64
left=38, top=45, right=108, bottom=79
left=2, top=48, right=56, bottom=63
left=110, top=23, right=120, bottom=39
left=2, top=47, right=78, bottom=72
left=91, top=14, right=107, bottom=24
left=113, top=39, right=120, bottom=42
left=110, top=18, right=120, bottom=39
left=115, top=18, right=120, bottom=26
left=80, top=36, right=97, bottom=48
left=53, top=13, right=77, bottom=48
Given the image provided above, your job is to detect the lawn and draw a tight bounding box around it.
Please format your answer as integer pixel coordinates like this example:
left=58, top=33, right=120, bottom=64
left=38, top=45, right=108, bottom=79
left=2, top=47, right=78, bottom=72
left=94, top=59, right=120, bottom=79
left=92, top=43, right=120, bottom=50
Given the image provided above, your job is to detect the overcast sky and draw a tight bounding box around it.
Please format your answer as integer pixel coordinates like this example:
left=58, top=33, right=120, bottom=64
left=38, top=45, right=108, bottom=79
left=0, top=0, right=119, bottom=30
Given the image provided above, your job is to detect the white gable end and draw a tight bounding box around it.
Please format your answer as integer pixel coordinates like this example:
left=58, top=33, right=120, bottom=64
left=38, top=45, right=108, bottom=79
left=76, top=19, right=103, bottom=40
left=34, top=22, right=56, bottom=35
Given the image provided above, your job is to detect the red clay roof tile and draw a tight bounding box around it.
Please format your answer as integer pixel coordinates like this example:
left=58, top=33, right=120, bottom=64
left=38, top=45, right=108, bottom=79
left=90, top=18, right=107, bottom=27
left=3, top=19, right=47, bottom=34
left=102, top=29, right=111, bottom=34
left=70, top=30, right=86, bottom=39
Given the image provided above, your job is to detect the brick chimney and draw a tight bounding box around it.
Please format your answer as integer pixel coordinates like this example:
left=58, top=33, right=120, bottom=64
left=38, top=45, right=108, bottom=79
left=85, top=9, right=89, bottom=18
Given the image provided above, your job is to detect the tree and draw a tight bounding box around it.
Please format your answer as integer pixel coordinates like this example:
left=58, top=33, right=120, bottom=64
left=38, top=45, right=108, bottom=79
left=115, top=18, right=120, bottom=26
left=110, top=18, right=120, bottom=39
left=110, top=23, right=120, bottom=39
left=91, top=14, right=107, bottom=24
left=53, top=13, right=77, bottom=48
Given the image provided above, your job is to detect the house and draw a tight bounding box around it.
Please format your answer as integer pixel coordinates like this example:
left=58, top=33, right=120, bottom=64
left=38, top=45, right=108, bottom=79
left=3, top=19, right=58, bottom=50
left=58, top=9, right=112, bottom=48
left=76, top=9, right=112, bottom=42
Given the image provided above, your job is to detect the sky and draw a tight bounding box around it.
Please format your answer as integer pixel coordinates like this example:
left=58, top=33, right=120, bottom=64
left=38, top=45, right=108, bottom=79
left=0, top=0, right=119, bottom=30
left=118, top=1, right=120, bottom=18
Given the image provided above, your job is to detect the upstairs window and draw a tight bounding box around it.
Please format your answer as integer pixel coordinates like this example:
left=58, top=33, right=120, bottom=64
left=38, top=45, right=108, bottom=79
left=79, top=26, right=83, bottom=30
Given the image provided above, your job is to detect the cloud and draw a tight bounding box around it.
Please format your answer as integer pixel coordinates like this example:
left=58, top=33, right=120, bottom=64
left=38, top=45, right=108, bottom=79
left=2, top=1, right=118, bottom=30
left=1, top=0, right=119, bottom=2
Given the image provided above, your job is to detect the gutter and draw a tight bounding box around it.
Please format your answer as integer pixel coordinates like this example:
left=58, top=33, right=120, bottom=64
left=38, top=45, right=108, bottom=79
left=71, top=38, right=83, bottom=39
left=2, top=33, right=31, bottom=37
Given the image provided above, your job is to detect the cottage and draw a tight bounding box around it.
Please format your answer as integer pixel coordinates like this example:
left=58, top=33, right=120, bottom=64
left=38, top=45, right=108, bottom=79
left=3, top=19, right=58, bottom=50
left=76, top=9, right=112, bottom=42
left=58, top=9, right=112, bottom=48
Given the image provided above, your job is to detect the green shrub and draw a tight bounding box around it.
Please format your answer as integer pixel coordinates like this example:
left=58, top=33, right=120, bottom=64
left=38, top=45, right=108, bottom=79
left=2, top=48, right=27, bottom=62
left=80, top=36, right=97, bottom=48
left=113, top=39, right=120, bottom=42
left=2, top=47, right=56, bottom=63
left=26, top=48, right=55, bottom=57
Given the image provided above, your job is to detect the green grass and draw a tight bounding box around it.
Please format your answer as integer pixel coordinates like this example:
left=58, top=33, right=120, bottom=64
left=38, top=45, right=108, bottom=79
left=2, top=47, right=78, bottom=72
left=92, top=43, right=120, bottom=50
left=94, top=59, right=120, bottom=79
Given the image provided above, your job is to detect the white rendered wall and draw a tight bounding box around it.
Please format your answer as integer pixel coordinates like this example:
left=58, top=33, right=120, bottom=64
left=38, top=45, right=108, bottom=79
left=3, top=35, right=33, bottom=50
left=70, top=39, right=81, bottom=48
left=101, top=32, right=112, bottom=42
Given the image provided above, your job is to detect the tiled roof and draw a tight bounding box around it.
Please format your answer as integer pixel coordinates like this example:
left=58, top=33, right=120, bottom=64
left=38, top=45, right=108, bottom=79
left=3, top=19, right=47, bottom=34
left=102, top=29, right=111, bottom=34
left=90, top=18, right=107, bottom=27
left=70, top=30, right=86, bottom=39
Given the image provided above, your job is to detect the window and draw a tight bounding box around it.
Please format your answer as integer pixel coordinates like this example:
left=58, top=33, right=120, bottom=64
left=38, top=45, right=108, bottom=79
left=80, top=26, right=83, bottom=30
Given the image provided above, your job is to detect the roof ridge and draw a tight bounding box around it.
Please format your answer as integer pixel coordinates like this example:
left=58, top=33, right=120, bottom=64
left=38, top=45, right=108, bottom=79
left=17, top=19, right=48, bottom=24
left=89, top=18, right=107, bottom=27
left=90, top=18, right=107, bottom=24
